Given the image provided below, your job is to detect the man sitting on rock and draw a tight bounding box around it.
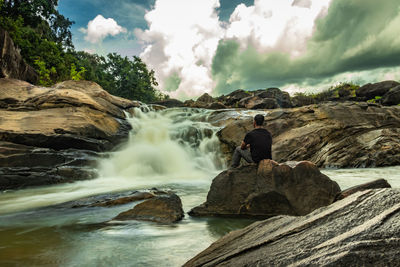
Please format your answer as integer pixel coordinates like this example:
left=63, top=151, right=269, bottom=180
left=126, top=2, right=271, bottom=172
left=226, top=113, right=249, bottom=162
left=230, top=114, right=272, bottom=168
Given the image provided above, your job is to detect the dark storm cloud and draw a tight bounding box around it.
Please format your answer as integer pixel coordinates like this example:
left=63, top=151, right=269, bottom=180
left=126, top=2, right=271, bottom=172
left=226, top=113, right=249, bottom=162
left=212, top=0, right=400, bottom=94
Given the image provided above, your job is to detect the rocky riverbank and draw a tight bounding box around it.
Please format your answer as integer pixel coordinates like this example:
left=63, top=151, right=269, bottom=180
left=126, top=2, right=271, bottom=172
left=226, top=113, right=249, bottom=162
left=154, top=80, right=400, bottom=109
left=0, top=78, right=139, bottom=190
left=185, top=188, right=400, bottom=266
left=209, top=101, right=400, bottom=168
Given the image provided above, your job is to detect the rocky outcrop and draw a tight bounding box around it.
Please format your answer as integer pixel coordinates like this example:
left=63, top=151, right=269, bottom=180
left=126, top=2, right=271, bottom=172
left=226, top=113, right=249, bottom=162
left=189, top=160, right=340, bottom=218
left=185, top=188, right=400, bottom=267
left=187, top=88, right=292, bottom=110
left=113, top=193, right=184, bottom=223
left=0, top=78, right=140, bottom=190
left=215, top=102, right=400, bottom=168
left=0, top=27, right=38, bottom=83
left=356, top=80, right=399, bottom=99
left=382, top=85, right=400, bottom=106
left=151, top=98, right=184, bottom=108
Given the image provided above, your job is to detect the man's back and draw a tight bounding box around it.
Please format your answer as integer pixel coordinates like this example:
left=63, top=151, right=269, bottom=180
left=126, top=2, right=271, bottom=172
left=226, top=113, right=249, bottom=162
left=244, top=128, right=272, bottom=163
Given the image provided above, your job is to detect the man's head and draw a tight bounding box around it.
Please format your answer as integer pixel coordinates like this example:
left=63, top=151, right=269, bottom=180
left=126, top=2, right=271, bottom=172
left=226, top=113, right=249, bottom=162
left=254, top=114, right=264, bottom=127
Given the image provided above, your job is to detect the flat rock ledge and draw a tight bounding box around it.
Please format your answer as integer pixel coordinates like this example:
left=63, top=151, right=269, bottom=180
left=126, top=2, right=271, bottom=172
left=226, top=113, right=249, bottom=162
left=0, top=78, right=140, bottom=190
left=185, top=188, right=400, bottom=266
left=189, top=160, right=341, bottom=218
left=113, top=193, right=184, bottom=223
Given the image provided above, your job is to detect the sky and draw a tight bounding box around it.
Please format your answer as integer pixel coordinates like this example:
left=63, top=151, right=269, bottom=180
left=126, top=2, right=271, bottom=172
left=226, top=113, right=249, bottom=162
left=58, top=0, right=400, bottom=99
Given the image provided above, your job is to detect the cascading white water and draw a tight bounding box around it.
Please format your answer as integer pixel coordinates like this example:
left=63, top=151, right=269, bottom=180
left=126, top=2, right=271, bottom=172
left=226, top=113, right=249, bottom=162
left=0, top=108, right=224, bottom=214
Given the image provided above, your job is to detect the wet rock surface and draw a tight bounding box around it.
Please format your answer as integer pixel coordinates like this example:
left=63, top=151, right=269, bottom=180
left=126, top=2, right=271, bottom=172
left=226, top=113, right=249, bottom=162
left=215, top=102, right=400, bottom=168
left=113, top=193, right=184, bottom=223
left=189, top=160, right=340, bottom=218
left=0, top=78, right=138, bottom=190
left=185, top=188, right=400, bottom=267
left=66, top=189, right=164, bottom=208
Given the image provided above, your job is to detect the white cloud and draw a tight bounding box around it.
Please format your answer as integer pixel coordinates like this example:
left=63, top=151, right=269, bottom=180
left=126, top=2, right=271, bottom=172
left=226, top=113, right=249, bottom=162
left=225, top=0, right=332, bottom=57
left=136, top=0, right=224, bottom=98
left=136, top=0, right=332, bottom=99
left=80, top=15, right=127, bottom=44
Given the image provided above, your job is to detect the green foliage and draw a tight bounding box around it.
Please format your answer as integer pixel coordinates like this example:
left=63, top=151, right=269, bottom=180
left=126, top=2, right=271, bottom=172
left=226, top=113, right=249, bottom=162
left=74, top=52, right=164, bottom=102
left=0, top=0, right=166, bottom=102
left=70, top=63, right=86, bottom=81
left=34, top=59, right=56, bottom=86
left=367, top=96, right=382, bottom=103
left=0, top=0, right=74, bottom=48
left=294, top=82, right=360, bottom=102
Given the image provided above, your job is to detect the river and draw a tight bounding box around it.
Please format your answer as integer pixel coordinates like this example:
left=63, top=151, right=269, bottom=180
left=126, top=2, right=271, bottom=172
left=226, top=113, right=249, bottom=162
left=0, top=108, right=399, bottom=266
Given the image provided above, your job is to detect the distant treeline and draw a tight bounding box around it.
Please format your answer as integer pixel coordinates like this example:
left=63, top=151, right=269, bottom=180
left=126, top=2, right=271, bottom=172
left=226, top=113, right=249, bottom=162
left=0, top=0, right=167, bottom=102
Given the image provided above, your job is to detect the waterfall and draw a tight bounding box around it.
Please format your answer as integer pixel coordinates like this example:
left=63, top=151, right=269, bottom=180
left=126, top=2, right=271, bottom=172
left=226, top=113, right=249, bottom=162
left=99, top=107, right=224, bottom=185
left=0, top=108, right=224, bottom=214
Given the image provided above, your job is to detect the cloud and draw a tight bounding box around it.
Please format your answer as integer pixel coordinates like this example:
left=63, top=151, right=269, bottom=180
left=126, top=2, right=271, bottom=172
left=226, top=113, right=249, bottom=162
left=80, top=15, right=127, bottom=44
left=136, top=0, right=224, bottom=98
left=137, top=0, right=400, bottom=99
left=212, top=0, right=400, bottom=95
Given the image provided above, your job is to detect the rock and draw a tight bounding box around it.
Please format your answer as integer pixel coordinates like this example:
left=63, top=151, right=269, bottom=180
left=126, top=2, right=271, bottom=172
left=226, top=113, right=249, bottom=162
left=151, top=98, right=184, bottom=108
left=216, top=102, right=400, bottom=168
left=252, top=98, right=279, bottom=109
left=147, top=104, right=167, bottom=111
left=114, top=193, right=184, bottom=223
left=335, top=178, right=391, bottom=201
left=91, top=192, right=156, bottom=207
left=238, top=96, right=279, bottom=109
left=189, top=160, right=340, bottom=218
left=184, top=189, right=400, bottom=267
left=0, top=78, right=135, bottom=189
left=356, top=80, right=400, bottom=99
left=197, top=93, right=214, bottom=104
left=219, top=89, right=251, bottom=106
left=291, top=94, right=317, bottom=107
left=255, top=88, right=292, bottom=108
left=207, top=102, right=227, bottom=109
left=382, top=85, right=400, bottom=106
left=0, top=27, right=38, bottom=84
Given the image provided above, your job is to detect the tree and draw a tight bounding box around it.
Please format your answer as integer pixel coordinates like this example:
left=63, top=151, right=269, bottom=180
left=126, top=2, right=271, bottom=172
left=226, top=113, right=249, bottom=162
left=75, top=52, right=162, bottom=102
left=0, top=0, right=74, bottom=48
left=0, top=1, right=166, bottom=102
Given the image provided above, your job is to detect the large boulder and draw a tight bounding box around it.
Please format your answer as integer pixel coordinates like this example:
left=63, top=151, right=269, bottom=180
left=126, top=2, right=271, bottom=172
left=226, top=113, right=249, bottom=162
left=291, top=94, right=316, bottom=107
left=185, top=188, right=400, bottom=267
left=0, top=141, right=98, bottom=189
left=382, top=85, right=400, bottom=106
left=215, top=102, right=400, bottom=168
left=238, top=96, right=279, bottom=109
left=0, top=27, right=38, bottom=84
left=196, top=93, right=214, bottom=104
left=189, top=160, right=340, bottom=218
left=255, top=87, right=292, bottom=108
left=356, top=80, right=399, bottom=99
left=151, top=98, right=184, bottom=108
left=113, top=193, right=184, bottom=223
left=218, top=89, right=251, bottom=107
left=0, top=78, right=138, bottom=189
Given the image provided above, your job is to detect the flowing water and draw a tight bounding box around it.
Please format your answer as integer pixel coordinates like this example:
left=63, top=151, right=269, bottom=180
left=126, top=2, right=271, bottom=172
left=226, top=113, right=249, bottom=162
left=0, top=108, right=400, bottom=266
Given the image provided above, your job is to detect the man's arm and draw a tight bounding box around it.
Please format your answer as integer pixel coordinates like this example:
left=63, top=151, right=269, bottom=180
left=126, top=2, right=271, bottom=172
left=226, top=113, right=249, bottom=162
left=240, top=141, right=250, bottom=150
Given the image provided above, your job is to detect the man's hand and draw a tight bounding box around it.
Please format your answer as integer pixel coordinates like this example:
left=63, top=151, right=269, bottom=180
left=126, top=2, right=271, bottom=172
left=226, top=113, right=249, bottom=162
left=240, top=141, right=250, bottom=150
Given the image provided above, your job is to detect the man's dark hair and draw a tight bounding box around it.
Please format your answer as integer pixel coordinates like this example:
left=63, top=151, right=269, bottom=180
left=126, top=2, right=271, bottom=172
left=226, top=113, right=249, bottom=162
left=254, top=114, right=264, bottom=126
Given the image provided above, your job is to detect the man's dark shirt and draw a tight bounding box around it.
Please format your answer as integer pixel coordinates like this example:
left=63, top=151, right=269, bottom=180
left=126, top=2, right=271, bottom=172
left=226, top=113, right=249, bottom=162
left=243, top=128, right=272, bottom=163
